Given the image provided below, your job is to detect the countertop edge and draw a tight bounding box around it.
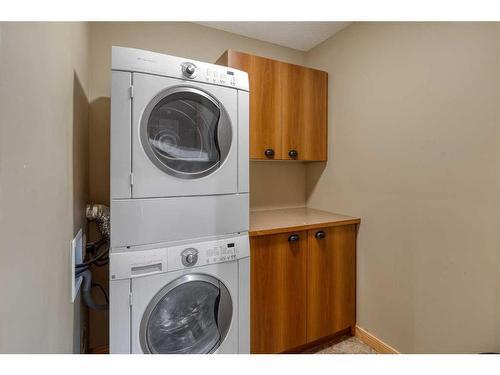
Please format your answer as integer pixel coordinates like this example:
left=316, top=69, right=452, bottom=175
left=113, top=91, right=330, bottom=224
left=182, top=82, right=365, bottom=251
left=249, top=217, right=361, bottom=237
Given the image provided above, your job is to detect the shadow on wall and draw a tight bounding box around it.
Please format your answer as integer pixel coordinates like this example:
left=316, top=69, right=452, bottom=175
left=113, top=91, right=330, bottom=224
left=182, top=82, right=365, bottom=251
left=73, top=72, right=90, bottom=236
left=87, top=97, right=111, bottom=350
left=89, top=97, right=111, bottom=207
left=72, top=72, right=90, bottom=353
left=306, top=162, right=327, bottom=205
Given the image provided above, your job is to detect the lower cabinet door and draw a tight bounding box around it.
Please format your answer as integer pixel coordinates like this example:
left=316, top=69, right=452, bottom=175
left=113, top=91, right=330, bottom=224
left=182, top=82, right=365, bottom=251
left=250, top=231, right=307, bottom=353
left=306, top=225, right=357, bottom=343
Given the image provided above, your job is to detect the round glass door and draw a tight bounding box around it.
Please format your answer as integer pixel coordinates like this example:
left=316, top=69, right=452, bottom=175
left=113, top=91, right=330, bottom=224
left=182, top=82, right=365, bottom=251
left=140, top=87, right=232, bottom=179
left=140, top=274, right=233, bottom=354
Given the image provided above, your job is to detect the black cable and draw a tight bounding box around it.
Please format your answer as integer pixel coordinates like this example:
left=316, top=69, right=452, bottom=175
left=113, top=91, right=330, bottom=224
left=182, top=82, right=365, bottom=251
left=76, top=242, right=109, bottom=268
left=90, top=237, right=107, bottom=249
left=75, top=244, right=109, bottom=279
left=85, top=238, right=106, bottom=256
left=94, top=258, right=109, bottom=267
left=76, top=247, right=106, bottom=267
left=91, top=282, right=109, bottom=304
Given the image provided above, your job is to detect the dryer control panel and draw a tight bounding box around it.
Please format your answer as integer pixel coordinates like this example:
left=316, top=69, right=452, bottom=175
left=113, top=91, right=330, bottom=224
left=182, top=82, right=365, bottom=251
left=112, top=46, right=249, bottom=91
left=204, top=68, right=237, bottom=87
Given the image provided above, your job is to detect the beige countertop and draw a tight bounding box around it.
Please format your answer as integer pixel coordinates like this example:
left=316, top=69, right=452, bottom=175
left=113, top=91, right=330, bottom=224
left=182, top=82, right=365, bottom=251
left=249, top=207, right=361, bottom=237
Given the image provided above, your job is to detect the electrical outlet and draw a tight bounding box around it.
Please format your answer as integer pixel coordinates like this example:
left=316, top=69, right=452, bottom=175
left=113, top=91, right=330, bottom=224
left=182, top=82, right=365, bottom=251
left=72, top=229, right=84, bottom=302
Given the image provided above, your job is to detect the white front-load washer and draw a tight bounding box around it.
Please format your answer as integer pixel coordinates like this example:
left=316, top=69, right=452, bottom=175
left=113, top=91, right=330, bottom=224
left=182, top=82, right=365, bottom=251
left=109, top=233, right=250, bottom=354
left=110, top=47, right=249, bottom=247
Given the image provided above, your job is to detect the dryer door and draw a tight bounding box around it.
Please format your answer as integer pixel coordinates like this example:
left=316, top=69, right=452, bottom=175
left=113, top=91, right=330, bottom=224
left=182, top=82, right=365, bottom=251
left=139, top=274, right=233, bottom=354
left=140, top=87, right=231, bottom=179
left=132, top=74, right=238, bottom=198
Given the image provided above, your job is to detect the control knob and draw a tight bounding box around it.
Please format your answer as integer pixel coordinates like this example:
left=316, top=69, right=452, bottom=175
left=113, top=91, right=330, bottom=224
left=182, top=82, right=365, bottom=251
left=181, top=248, right=199, bottom=267
left=182, top=63, right=197, bottom=78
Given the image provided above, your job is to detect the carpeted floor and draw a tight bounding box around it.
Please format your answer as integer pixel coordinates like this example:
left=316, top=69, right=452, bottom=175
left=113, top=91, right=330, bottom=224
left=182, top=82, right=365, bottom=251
left=311, top=336, right=377, bottom=354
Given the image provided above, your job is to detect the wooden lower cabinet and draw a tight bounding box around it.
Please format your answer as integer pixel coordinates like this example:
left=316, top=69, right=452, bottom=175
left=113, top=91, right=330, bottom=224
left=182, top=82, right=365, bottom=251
left=250, top=231, right=307, bottom=354
left=306, top=225, right=356, bottom=343
left=250, top=224, right=357, bottom=353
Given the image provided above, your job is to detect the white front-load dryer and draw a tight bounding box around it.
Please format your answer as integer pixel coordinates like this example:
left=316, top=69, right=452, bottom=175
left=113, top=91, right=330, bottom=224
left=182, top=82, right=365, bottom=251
left=111, top=46, right=249, bottom=200
left=109, top=233, right=250, bottom=354
left=110, top=47, right=250, bottom=247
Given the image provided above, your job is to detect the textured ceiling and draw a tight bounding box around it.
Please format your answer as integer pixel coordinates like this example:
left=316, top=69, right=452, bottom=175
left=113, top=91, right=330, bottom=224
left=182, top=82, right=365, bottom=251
left=196, top=22, right=351, bottom=51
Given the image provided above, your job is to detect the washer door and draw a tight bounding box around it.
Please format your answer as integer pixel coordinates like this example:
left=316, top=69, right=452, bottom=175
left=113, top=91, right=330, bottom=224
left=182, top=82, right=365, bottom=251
left=139, top=274, right=233, bottom=354
left=140, top=87, right=232, bottom=179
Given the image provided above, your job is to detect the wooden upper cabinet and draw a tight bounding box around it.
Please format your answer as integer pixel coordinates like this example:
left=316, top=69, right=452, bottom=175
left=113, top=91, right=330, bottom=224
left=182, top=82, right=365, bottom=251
left=306, top=225, right=356, bottom=343
left=250, top=231, right=307, bottom=353
left=281, top=64, right=328, bottom=161
left=216, top=50, right=282, bottom=159
left=216, top=50, right=327, bottom=161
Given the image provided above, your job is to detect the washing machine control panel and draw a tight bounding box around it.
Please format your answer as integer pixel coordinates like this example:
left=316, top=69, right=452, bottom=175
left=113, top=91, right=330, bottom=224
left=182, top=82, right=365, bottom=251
left=167, top=234, right=249, bottom=272
left=205, top=242, right=237, bottom=264
left=109, top=235, right=249, bottom=278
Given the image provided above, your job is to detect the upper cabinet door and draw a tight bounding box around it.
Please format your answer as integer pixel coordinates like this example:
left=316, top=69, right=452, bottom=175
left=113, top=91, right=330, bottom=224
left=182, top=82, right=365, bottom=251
left=281, top=64, right=328, bottom=161
left=216, top=50, right=327, bottom=161
left=219, top=51, right=282, bottom=160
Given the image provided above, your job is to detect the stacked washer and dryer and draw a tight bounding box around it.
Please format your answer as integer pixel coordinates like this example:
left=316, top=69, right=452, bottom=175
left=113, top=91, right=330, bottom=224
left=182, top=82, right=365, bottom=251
left=109, top=47, right=250, bottom=354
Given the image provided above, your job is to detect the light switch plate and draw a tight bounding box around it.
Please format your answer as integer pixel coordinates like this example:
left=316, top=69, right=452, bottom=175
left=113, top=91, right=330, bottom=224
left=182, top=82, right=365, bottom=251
left=72, top=229, right=84, bottom=302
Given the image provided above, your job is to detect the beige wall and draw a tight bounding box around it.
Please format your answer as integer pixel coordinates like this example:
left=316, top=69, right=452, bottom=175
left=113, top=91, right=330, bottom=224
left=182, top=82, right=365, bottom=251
left=0, top=22, right=90, bottom=353
left=305, top=22, right=500, bottom=353
left=87, top=21, right=307, bottom=348
left=251, top=162, right=306, bottom=210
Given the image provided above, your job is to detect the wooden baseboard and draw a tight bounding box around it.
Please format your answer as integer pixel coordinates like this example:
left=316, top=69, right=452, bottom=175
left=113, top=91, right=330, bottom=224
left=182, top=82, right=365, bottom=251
left=354, top=326, right=399, bottom=354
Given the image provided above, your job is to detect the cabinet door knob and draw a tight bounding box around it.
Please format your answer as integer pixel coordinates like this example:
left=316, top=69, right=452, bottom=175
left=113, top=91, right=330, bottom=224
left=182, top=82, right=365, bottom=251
left=288, top=149, right=298, bottom=159
left=264, top=148, right=275, bottom=158
left=288, top=234, right=300, bottom=242
left=315, top=230, right=326, bottom=239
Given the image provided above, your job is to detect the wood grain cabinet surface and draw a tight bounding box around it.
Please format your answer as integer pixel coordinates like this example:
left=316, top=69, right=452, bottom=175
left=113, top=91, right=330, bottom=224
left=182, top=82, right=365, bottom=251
left=306, top=225, right=356, bottom=343
left=216, top=50, right=328, bottom=161
left=250, top=224, right=357, bottom=353
left=281, top=63, right=328, bottom=161
left=250, top=231, right=307, bottom=354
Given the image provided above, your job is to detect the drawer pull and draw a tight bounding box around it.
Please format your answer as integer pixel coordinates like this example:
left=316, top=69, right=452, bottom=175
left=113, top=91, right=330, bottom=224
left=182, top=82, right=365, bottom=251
left=288, top=234, right=300, bottom=242
left=288, top=149, right=298, bottom=159
left=315, top=230, right=326, bottom=239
